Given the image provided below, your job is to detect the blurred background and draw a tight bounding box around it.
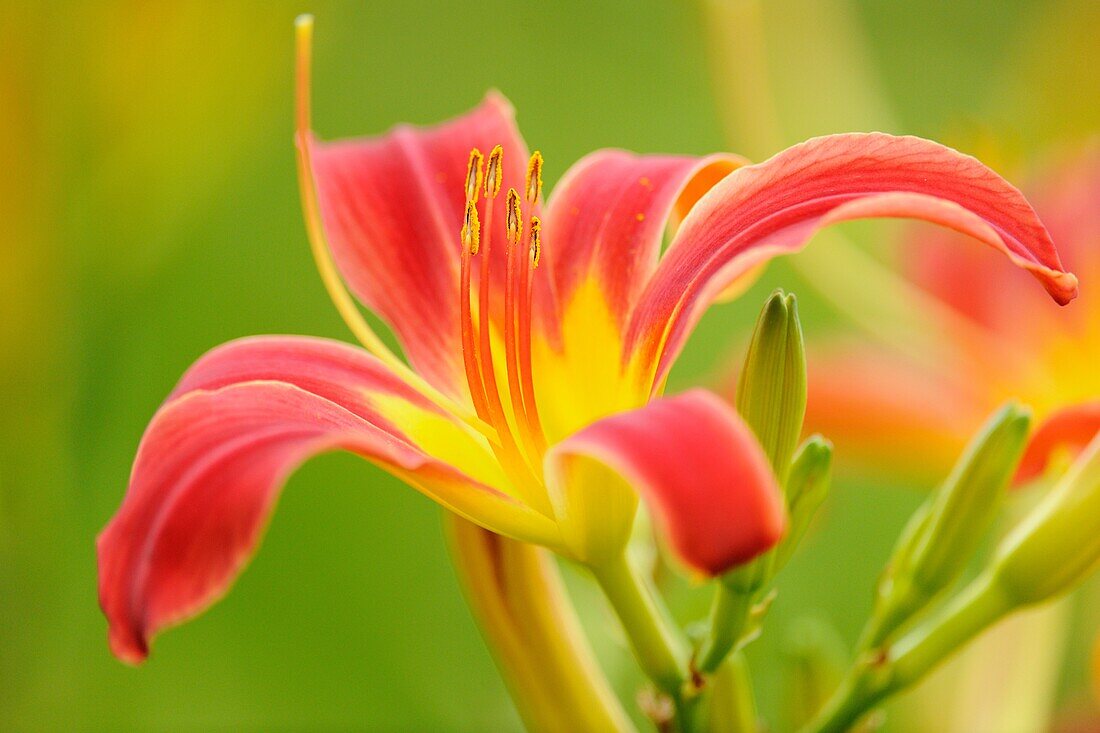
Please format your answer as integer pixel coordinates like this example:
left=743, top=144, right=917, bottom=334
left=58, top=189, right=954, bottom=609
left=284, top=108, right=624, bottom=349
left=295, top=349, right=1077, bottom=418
left=2, top=1, right=1097, bottom=729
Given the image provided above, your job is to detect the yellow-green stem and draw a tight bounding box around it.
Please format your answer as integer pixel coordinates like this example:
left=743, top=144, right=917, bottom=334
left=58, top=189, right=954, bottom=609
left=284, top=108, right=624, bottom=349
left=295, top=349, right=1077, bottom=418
left=591, top=553, right=689, bottom=696
left=707, top=652, right=759, bottom=733
left=447, top=517, right=635, bottom=732
left=801, top=573, right=1010, bottom=733
left=697, top=584, right=755, bottom=674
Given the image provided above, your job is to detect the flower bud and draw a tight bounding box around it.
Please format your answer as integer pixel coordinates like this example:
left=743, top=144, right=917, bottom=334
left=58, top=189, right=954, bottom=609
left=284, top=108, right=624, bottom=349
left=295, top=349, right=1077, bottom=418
left=864, top=403, right=1029, bottom=647
left=993, top=431, right=1100, bottom=605
left=904, top=402, right=1030, bottom=595
left=736, top=290, right=806, bottom=482
left=773, top=436, right=833, bottom=572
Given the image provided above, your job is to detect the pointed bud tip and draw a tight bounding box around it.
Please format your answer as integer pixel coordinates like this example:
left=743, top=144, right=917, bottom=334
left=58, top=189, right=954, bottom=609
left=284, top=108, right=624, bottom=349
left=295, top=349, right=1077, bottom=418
left=797, top=435, right=834, bottom=464
left=763, top=288, right=790, bottom=313
left=737, top=290, right=808, bottom=478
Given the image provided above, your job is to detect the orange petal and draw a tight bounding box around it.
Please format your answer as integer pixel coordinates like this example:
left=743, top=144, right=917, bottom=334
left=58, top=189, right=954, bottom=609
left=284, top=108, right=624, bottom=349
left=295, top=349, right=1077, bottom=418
left=305, top=93, right=530, bottom=399
left=1016, top=402, right=1100, bottom=485
left=626, top=133, right=1078, bottom=390
left=98, top=338, right=556, bottom=664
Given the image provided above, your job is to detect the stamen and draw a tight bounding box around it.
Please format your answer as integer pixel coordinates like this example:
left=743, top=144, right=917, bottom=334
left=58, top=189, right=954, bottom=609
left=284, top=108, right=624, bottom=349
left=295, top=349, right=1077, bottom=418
left=503, top=188, right=539, bottom=464
left=458, top=162, right=544, bottom=502
left=485, top=145, right=504, bottom=198
left=525, top=151, right=544, bottom=204
left=465, top=149, right=484, bottom=204
left=506, top=188, right=523, bottom=243
left=519, top=216, right=547, bottom=452
left=529, top=216, right=542, bottom=268
left=476, top=193, right=506, bottom=430
left=462, top=200, right=481, bottom=255
left=474, top=175, right=546, bottom=497
left=460, top=222, right=491, bottom=422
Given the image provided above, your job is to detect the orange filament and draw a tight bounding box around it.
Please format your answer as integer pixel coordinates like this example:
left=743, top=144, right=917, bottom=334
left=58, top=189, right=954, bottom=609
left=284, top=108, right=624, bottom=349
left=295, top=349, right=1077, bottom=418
left=460, top=201, right=490, bottom=421
left=519, top=215, right=547, bottom=452
left=473, top=163, right=543, bottom=491
left=460, top=188, right=539, bottom=500
left=458, top=146, right=550, bottom=499
left=503, top=188, right=540, bottom=463
left=476, top=188, right=507, bottom=432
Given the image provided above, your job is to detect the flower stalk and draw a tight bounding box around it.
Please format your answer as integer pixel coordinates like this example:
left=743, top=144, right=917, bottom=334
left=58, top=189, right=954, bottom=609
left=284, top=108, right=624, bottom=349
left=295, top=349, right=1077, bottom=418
left=805, top=429, right=1100, bottom=733
left=589, top=553, right=690, bottom=699
left=696, top=291, right=810, bottom=676
left=447, top=517, right=634, bottom=733
left=859, top=403, right=1030, bottom=650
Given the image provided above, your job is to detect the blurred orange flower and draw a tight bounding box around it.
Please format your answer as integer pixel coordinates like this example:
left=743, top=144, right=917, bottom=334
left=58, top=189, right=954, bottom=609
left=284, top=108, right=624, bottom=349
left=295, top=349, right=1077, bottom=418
left=806, top=147, right=1100, bottom=482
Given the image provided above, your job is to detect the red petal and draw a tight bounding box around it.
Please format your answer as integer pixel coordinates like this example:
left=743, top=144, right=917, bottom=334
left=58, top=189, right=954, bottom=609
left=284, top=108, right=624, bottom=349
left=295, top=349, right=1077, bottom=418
left=538, top=152, right=743, bottom=333
left=626, top=133, right=1079, bottom=388
left=98, top=338, right=547, bottom=664
left=167, top=334, right=440, bottom=419
left=1016, top=402, right=1100, bottom=485
left=549, top=390, right=785, bottom=575
left=905, top=149, right=1100, bottom=337
left=307, top=93, right=529, bottom=398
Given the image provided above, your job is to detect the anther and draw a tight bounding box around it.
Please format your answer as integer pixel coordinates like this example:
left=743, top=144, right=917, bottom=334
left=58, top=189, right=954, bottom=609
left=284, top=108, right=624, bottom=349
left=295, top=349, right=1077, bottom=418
left=485, top=145, right=503, bottom=198
left=525, top=151, right=543, bottom=204
left=465, top=149, right=484, bottom=203
left=462, top=200, right=481, bottom=254
left=506, top=188, right=522, bottom=243
left=529, top=216, right=542, bottom=268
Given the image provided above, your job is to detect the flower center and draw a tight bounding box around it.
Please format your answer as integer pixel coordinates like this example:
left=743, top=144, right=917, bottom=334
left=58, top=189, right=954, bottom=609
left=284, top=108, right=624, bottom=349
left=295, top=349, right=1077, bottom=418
left=460, top=145, right=550, bottom=498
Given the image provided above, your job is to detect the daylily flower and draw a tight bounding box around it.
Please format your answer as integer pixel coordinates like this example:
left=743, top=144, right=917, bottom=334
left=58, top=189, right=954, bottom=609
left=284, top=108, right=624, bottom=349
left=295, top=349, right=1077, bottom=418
left=97, top=19, right=1076, bottom=665
left=802, top=147, right=1100, bottom=728
left=805, top=147, right=1098, bottom=482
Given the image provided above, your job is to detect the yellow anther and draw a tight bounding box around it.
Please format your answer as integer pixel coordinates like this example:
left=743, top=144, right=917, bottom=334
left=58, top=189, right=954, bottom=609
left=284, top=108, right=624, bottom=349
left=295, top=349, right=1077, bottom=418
left=529, top=216, right=542, bottom=268
left=465, top=148, right=484, bottom=203
left=506, top=188, right=522, bottom=243
left=485, top=145, right=503, bottom=198
left=462, top=200, right=481, bottom=254
left=525, top=151, right=543, bottom=204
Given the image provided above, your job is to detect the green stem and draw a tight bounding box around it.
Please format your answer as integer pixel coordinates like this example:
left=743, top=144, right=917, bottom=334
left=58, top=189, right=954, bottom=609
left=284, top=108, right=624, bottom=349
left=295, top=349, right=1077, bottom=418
left=697, top=584, right=755, bottom=674
left=591, top=553, right=689, bottom=697
left=855, top=582, right=924, bottom=654
left=707, top=652, right=759, bottom=733
left=889, top=573, right=1010, bottom=686
left=800, top=573, right=1010, bottom=733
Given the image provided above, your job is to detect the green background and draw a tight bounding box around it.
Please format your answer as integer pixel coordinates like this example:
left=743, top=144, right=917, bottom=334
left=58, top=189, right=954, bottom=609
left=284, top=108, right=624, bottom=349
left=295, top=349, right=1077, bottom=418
left=2, top=1, right=1097, bottom=729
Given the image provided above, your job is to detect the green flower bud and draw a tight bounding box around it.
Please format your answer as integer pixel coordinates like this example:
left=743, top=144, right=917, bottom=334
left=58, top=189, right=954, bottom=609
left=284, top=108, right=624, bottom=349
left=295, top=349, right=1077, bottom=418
left=904, top=402, right=1030, bottom=595
left=736, top=289, right=807, bottom=483
left=774, top=435, right=833, bottom=572
left=864, top=403, right=1030, bottom=647
left=993, top=432, right=1100, bottom=605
